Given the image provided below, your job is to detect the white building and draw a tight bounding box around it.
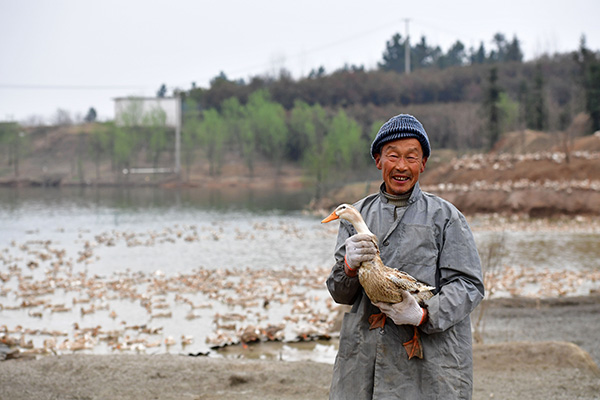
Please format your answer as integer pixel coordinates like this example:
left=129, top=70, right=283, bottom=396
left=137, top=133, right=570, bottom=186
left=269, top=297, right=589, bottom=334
left=113, top=96, right=182, bottom=174
left=114, top=96, right=180, bottom=128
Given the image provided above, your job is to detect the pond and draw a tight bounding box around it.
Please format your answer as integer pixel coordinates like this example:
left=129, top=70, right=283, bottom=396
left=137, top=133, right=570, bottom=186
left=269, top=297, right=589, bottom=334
left=1, top=186, right=598, bottom=362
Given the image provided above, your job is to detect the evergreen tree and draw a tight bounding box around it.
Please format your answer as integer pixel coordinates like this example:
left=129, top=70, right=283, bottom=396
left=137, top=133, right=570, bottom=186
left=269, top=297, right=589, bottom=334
left=412, top=36, right=439, bottom=69
left=525, top=64, right=547, bottom=131
left=575, top=36, right=600, bottom=132
left=505, top=36, right=524, bottom=62
left=438, top=41, right=467, bottom=68
left=483, top=67, right=502, bottom=149
left=379, top=33, right=406, bottom=73
left=469, top=42, right=487, bottom=64
left=84, top=107, right=97, bottom=123
left=490, top=33, right=507, bottom=62
left=157, top=84, right=167, bottom=98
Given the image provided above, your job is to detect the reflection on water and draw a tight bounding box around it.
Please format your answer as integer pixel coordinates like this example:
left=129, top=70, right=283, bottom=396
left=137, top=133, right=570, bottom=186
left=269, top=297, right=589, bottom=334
left=0, top=185, right=315, bottom=214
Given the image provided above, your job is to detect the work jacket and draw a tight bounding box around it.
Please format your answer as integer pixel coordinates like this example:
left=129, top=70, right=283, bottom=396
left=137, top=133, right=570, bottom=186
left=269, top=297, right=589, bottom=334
left=326, top=183, right=485, bottom=399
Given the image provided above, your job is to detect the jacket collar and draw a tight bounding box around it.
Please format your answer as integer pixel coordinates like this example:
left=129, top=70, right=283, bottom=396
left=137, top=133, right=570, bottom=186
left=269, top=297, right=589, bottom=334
left=379, top=182, right=422, bottom=205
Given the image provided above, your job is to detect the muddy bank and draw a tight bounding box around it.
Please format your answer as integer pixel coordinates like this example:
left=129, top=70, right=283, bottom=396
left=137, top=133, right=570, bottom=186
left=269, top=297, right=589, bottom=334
left=2, top=296, right=599, bottom=400
left=1, top=342, right=598, bottom=400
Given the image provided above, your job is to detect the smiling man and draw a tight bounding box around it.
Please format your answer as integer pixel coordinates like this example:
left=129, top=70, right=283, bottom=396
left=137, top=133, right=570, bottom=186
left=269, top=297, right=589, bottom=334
left=326, top=114, right=485, bottom=399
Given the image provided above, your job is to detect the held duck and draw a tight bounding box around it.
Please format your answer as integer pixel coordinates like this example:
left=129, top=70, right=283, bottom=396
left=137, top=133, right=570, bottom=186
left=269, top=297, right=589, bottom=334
left=322, top=203, right=435, bottom=359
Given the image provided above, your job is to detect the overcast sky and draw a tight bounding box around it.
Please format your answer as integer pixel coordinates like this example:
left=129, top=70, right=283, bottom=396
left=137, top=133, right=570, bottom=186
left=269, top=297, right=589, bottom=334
left=1, top=0, right=599, bottom=123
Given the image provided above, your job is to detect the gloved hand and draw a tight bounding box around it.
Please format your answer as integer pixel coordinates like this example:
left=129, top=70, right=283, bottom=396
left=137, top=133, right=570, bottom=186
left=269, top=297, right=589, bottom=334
left=344, top=233, right=378, bottom=271
left=374, top=290, right=426, bottom=326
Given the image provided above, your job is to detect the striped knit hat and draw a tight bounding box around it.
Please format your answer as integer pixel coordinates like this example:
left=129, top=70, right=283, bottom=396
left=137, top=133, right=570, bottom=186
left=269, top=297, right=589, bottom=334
left=370, top=114, right=431, bottom=159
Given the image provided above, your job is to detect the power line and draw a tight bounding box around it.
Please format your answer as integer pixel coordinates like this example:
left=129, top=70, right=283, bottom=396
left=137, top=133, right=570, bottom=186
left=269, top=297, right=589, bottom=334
left=218, top=17, right=407, bottom=79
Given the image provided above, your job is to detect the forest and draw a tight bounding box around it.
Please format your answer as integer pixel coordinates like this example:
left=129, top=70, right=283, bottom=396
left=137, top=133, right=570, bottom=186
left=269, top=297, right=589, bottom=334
left=1, top=32, right=599, bottom=190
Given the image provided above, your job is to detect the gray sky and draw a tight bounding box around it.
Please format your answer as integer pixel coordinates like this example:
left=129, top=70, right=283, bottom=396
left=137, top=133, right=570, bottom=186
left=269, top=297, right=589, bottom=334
left=1, top=0, right=599, bottom=123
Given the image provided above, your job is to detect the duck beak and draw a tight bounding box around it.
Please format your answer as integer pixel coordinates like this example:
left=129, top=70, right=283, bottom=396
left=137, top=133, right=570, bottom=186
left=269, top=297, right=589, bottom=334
left=321, top=211, right=339, bottom=223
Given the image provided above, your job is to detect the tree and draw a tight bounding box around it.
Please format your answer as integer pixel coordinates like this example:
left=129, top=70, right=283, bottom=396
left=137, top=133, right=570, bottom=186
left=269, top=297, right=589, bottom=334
left=379, top=33, right=406, bottom=73
left=113, top=125, right=137, bottom=176
left=157, top=84, right=167, bottom=98
left=0, top=122, right=27, bottom=177
left=412, top=36, right=440, bottom=69
left=525, top=63, right=548, bottom=131
left=221, top=96, right=257, bottom=176
left=246, top=90, right=288, bottom=174
left=489, top=33, right=507, bottom=62
left=88, top=122, right=112, bottom=181
left=84, top=107, right=97, bottom=123
left=438, top=41, right=467, bottom=69
left=308, top=66, right=326, bottom=78
left=505, top=36, right=524, bottom=62
left=575, top=36, right=600, bottom=132
left=53, top=108, right=72, bottom=126
left=181, top=98, right=202, bottom=180
left=497, top=92, right=519, bottom=134
left=143, top=107, right=169, bottom=170
left=301, top=103, right=329, bottom=199
left=198, top=108, right=227, bottom=176
left=287, top=100, right=314, bottom=161
left=325, top=109, right=364, bottom=177
left=117, top=97, right=145, bottom=126
left=586, top=62, right=600, bottom=132
left=469, top=42, right=487, bottom=64
left=483, top=67, right=502, bottom=149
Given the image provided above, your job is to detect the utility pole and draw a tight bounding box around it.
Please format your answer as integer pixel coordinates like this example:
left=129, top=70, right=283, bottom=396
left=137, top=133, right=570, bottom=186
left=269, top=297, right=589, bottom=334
left=404, top=18, right=411, bottom=74
left=175, top=94, right=181, bottom=179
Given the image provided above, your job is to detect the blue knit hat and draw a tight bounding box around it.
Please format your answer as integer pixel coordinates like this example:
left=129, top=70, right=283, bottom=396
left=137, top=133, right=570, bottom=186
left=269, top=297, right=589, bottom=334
left=370, top=114, right=431, bottom=159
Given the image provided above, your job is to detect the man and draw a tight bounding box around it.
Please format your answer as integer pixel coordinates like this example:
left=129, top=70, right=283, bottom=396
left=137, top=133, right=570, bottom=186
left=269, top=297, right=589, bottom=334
left=326, top=114, right=485, bottom=399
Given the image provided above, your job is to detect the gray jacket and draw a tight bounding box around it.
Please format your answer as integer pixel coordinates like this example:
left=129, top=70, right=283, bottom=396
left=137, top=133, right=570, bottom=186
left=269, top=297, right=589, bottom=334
left=326, top=183, right=485, bottom=399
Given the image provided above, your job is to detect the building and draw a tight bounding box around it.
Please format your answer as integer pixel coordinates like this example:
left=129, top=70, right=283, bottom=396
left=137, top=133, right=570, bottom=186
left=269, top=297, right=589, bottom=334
left=113, top=96, right=180, bottom=128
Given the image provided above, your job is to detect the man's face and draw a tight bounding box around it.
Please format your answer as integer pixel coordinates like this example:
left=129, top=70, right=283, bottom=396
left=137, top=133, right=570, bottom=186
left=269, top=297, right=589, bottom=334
left=374, top=138, right=427, bottom=196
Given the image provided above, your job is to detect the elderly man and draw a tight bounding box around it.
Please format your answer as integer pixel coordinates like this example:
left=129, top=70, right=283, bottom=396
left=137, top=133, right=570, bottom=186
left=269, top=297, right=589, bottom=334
left=326, top=114, right=485, bottom=399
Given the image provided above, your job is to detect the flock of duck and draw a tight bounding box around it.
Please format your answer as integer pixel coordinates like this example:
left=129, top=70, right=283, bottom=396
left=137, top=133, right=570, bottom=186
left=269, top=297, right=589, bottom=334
left=1, top=210, right=599, bottom=360
left=423, top=151, right=600, bottom=194
left=449, top=150, right=600, bottom=171
left=0, top=221, right=339, bottom=360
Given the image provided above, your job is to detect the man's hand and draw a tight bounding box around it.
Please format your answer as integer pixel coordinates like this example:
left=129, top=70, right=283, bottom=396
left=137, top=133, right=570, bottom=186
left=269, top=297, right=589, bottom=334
left=344, top=233, right=377, bottom=271
left=374, top=290, right=426, bottom=326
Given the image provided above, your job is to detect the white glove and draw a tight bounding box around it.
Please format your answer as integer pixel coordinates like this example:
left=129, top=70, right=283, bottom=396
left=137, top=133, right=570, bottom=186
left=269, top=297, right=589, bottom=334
left=374, top=290, right=425, bottom=326
left=344, top=233, right=377, bottom=270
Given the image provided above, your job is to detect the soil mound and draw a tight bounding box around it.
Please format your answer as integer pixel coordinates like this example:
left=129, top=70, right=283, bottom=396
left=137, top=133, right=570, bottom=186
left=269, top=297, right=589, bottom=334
left=316, top=132, right=600, bottom=216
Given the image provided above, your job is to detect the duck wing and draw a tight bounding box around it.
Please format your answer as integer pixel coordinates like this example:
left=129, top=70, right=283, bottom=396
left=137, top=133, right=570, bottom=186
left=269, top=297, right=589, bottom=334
left=386, top=269, right=435, bottom=294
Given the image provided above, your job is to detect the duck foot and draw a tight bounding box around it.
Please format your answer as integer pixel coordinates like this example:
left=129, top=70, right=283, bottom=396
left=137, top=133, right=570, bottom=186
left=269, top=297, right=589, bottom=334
left=368, top=313, right=386, bottom=330
left=403, top=326, right=424, bottom=360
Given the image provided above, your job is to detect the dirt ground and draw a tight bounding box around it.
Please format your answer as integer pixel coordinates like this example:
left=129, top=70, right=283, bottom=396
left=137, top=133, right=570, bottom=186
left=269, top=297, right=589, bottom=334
left=1, top=296, right=599, bottom=400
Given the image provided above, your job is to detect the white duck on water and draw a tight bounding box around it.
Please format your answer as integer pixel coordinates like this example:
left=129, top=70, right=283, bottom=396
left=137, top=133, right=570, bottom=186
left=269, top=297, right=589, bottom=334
left=322, top=203, right=435, bottom=359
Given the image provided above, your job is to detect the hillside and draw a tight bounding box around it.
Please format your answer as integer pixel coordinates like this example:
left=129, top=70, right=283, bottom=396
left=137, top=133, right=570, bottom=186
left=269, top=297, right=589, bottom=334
left=1, top=126, right=599, bottom=216
left=314, top=130, right=600, bottom=217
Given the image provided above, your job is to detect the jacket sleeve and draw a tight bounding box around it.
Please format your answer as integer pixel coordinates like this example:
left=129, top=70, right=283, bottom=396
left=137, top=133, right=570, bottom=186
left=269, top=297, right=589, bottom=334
left=326, top=222, right=362, bottom=305
left=421, top=214, right=485, bottom=334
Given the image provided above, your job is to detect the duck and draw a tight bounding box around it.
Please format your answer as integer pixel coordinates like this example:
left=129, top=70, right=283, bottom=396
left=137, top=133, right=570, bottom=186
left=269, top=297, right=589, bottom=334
left=322, top=203, right=435, bottom=359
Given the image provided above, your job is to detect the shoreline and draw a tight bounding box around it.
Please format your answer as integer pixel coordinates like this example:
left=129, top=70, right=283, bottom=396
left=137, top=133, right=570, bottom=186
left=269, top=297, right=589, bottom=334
left=2, top=295, right=600, bottom=399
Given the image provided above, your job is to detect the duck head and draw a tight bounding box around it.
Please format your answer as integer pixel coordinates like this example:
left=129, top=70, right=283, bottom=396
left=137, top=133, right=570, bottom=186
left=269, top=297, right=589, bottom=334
left=321, top=204, right=372, bottom=236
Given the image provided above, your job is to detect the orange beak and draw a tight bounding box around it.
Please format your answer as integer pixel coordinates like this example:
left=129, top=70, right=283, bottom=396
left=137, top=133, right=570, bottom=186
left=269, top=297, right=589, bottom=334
left=321, top=211, right=339, bottom=223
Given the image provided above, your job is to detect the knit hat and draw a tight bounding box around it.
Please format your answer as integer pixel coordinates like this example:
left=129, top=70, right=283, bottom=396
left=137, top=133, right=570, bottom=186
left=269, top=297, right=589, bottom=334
left=370, top=114, right=431, bottom=159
